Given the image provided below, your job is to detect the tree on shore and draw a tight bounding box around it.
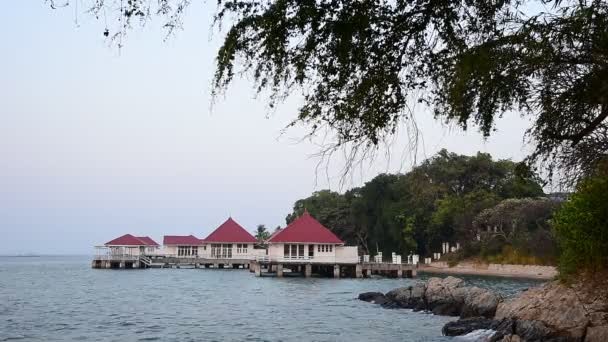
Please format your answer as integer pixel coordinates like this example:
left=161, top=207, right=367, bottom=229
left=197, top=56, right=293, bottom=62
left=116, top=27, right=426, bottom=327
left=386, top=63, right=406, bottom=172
left=255, top=224, right=270, bottom=243
left=287, top=150, right=546, bottom=258
left=553, top=161, right=608, bottom=277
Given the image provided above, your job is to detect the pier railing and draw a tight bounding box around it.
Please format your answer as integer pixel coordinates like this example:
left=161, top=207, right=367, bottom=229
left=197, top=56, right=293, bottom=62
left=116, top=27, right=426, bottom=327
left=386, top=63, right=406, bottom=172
left=254, top=255, right=360, bottom=264
left=93, top=254, right=139, bottom=261
left=150, top=253, right=260, bottom=260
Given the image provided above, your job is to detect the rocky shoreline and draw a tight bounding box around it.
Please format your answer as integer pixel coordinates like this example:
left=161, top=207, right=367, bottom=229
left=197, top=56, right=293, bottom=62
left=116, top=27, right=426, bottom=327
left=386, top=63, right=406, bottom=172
left=358, top=276, right=608, bottom=341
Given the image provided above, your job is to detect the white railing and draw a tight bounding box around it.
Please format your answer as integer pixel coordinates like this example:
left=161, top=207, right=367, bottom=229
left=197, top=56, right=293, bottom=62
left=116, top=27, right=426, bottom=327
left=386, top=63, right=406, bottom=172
left=139, top=255, right=152, bottom=266
left=149, top=253, right=260, bottom=260
left=93, top=254, right=139, bottom=261
left=254, top=255, right=359, bottom=264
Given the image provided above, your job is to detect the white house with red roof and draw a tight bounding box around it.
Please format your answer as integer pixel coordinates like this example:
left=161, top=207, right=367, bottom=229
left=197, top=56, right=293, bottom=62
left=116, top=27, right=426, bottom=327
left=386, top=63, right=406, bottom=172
left=102, top=234, right=160, bottom=257
left=163, top=235, right=205, bottom=257
left=202, top=217, right=261, bottom=259
left=266, top=211, right=358, bottom=264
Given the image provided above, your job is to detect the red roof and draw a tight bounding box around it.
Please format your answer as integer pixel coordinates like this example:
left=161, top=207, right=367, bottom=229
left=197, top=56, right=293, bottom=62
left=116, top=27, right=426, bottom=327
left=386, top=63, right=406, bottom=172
left=137, top=236, right=159, bottom=246
left=268, top=211, right=344, bottom=244
left=267, top=228, right=283, bottom=241
left=204, top=218, right=257, bottom=243
left=163, top=235, right=203, bottom=245
left=105, top=234, right=158, bottom=246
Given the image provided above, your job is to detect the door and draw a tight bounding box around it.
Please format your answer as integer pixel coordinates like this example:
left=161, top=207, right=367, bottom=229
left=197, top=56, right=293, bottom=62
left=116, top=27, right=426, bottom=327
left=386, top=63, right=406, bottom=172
left=308, top=245, right=314, bottom=258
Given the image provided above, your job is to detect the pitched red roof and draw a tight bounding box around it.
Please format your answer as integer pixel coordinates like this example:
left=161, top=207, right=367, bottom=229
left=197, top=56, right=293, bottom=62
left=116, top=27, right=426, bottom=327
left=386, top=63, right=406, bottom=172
left=163, top=235, right=203, bottom=245
left=204, top=218, right=257, bottom=243
left=137, top=236, right=159, bottom=246
left=267, top=228, right=283, bottom=241
left=268, top=211, right=344, bottom=244
left=105, top=234, right=153, bottom=246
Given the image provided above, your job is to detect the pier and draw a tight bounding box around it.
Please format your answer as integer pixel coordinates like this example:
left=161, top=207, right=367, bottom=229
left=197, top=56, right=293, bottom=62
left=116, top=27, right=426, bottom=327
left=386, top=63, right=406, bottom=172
left=91, top=254, right=254, bottom=269
left=91, top=214, right=418, bottom=278
left=250, top=256, right=417, bottom=278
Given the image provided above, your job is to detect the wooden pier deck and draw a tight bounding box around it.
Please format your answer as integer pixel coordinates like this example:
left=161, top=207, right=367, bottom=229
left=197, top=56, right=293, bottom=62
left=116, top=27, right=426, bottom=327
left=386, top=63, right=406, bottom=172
left=91, top=255, right=417, bottom=279
left=250, top=260, right=417, bottom=278
left=91, top=255, right=252, bottom=269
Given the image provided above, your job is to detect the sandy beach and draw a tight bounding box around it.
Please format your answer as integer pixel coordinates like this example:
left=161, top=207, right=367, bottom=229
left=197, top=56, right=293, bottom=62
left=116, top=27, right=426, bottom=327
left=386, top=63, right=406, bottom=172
left=418, top=262, right=557, bottom=280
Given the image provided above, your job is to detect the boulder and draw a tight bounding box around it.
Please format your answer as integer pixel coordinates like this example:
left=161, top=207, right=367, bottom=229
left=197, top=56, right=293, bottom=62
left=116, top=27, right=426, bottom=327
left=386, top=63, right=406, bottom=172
left=495, top=281, right=590, bottom=339
left=496, top=335, right=522, bottom=342
left=459, top=286, right=502, bottom=319
left=385, top=283, right=427, bottom=309
left=442, top=317, right=497, bottom=336
left=513, top=320, right=554, bottom=341
left=425, top=276, right=464, bottom=305
left=364, top=276, right=501, bottom=318
left=425, top=276, right=465, bottom=316
left=358, top=292, right=390, bottom=305
left=586, top=325, right=608, bottom=342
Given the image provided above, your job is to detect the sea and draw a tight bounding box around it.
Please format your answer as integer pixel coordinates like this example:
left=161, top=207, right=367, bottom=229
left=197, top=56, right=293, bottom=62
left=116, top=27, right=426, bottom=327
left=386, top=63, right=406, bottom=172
left=0, top=256, right=544, bottom=342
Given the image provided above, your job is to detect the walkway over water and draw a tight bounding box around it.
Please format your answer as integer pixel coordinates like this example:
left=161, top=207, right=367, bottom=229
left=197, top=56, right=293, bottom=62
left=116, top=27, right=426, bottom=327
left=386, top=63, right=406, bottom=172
left=91, top=253, right=417, bottom=278
left=251, top=258, right=417, bottom=278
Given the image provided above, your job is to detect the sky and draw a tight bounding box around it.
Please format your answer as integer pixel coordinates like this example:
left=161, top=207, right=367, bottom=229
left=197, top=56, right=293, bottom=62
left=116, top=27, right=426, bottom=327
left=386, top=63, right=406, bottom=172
left=0, top=1, right=534, bottom=255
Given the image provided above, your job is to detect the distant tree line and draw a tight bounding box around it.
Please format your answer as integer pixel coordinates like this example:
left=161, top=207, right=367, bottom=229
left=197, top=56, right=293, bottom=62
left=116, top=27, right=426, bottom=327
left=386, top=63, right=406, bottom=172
left=285, top=150, right=559, bottom=264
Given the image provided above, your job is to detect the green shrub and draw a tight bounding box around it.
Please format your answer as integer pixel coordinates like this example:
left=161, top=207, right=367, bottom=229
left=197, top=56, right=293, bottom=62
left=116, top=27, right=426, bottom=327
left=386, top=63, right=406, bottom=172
left=553, top=173, right=608, bottom=278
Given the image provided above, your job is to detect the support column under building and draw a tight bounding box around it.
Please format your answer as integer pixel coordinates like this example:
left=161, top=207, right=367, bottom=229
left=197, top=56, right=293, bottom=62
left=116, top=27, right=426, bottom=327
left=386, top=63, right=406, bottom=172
left=333, top=265, right=340, bottom=278
left=276, top=264, right=283, bottom=278
left=305, top=264, right=312, bottom=278
left=355, top=264, right=363, bottom=278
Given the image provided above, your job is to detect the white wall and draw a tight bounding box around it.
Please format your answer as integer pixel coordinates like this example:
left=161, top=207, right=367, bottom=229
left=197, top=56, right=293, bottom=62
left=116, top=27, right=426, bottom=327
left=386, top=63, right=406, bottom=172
left=267, top=243, right=358, bottom=263
left=335, top=246, right=359, bottom=263
left=163, top=245, right=177, bottom=256
left=108, top=246, right=142, bottom=256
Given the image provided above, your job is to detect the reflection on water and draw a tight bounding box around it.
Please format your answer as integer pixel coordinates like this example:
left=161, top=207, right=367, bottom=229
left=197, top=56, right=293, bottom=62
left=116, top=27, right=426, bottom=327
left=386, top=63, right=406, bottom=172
left=0, top=256, right=543, bottom=341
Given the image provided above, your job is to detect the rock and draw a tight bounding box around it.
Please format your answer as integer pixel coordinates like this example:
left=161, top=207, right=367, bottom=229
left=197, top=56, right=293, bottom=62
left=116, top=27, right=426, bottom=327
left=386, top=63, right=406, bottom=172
left=459, top=286, right=502, bottom=319
left=385, top=282, right=427, bottom=309
left=364, top=276, right=501, bottom=318
left=497, top=335, right=522, bottom=342
left=514, top=320, right=553, bottom=341
left=425, top=276, right=466, bottom=316
left=425, top=276, right=464, bottom=305
left=358, top=292, right=390, bottom=305
left=442, top=317, right=497, bottom=336
left=363, top=275, right=608, bottom=342
left=495, top=281, right=590, bottom=339
left=586, top=325, right=608, bottom=342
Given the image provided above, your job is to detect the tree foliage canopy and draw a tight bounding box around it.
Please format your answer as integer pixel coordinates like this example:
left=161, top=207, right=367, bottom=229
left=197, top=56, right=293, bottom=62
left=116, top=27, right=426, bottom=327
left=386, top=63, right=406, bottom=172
left=553, top=162, right=608, bottom=276
left=55, top=0, right=608, bottom=184
left=286, top=150, right=546, bottom=257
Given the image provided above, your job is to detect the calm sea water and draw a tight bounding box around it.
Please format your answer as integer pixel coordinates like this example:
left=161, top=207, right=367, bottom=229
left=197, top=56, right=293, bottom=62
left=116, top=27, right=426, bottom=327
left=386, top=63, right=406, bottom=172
left=0, top=256, right=543, bottom=342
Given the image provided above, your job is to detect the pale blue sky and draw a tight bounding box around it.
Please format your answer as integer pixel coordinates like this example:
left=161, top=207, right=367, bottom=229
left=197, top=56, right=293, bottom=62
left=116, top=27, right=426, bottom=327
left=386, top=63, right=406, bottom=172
left=0, top=2, right=533, bottom=254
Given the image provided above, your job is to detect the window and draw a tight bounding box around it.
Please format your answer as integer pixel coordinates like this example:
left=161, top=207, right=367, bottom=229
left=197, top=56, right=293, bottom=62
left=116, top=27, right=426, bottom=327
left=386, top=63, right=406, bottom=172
left=178, top=246, right=193, bottom=257
left=329, top=245, right=333, bottom=252
left=290, top=244, right=297, bottom=257
left=211, top=244, right=222, bottom=257
left=284, top=244, right=290, bottom=257
left=236, top=244, right=248, bottom=254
